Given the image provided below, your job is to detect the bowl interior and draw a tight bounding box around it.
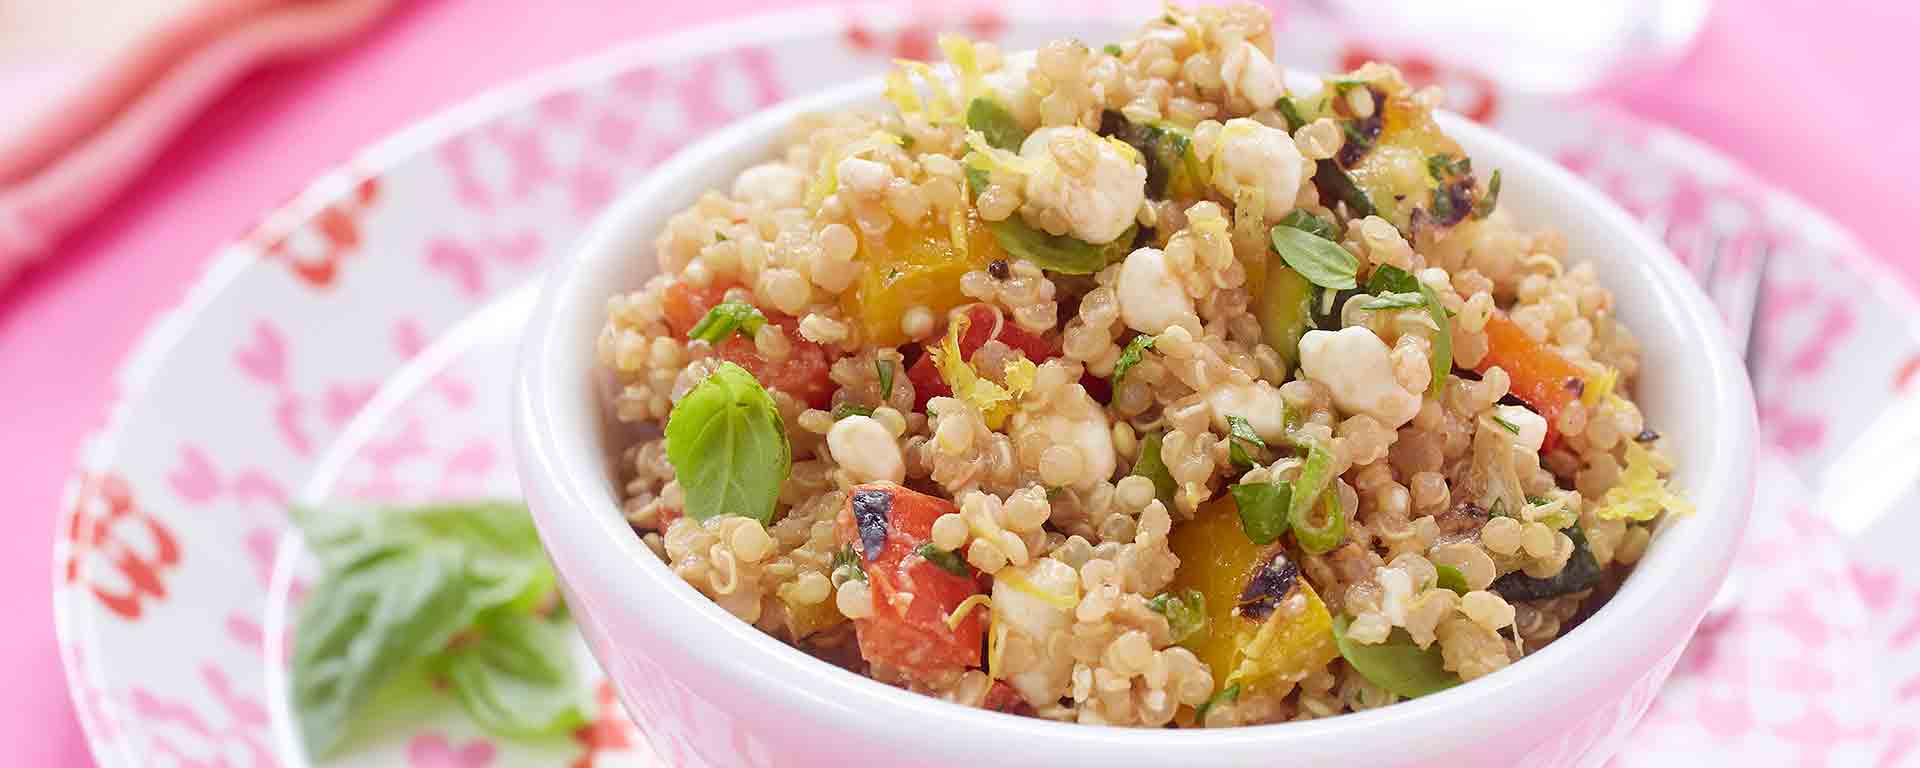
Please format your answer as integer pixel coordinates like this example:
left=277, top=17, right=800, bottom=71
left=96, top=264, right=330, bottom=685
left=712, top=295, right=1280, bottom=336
left=518, top=71, right=1755, bottom=762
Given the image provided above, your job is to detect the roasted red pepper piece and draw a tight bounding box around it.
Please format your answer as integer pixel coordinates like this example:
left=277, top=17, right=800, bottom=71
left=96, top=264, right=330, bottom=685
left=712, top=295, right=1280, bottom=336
left=834, top=483, right=984, bottom=680
left=661, top=280, right=836, bottom=409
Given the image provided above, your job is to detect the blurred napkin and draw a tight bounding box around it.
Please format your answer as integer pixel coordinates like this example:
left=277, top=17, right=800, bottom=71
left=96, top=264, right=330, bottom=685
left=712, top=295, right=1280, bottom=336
left=0, top=0, right=394, bottom=283
left=1610, top=447, right=1898, bottom=766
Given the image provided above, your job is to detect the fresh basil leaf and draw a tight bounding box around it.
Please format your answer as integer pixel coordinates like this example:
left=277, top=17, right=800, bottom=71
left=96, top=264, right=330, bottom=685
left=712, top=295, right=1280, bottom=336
left=293, top=544, right=475, bottom=755
left=292, top=501, right=542, bottom=571
left=1145, top=588, right=1208, bottom=645
left=1111, top=334, right=1156, bottom=388
left=913, top=543, right=971, bottom=577
left=1331, top=615, right=1461, bottom=699
left=1473, top=169, right=1502, bottom=220
left=1312, top=159, right=1374, bottom=218
left=665, top=362, right=792, bottom=524
left=986, top=218, right=1137, bottom=275
left=876, top=358, right=896, bottom=401
left=440, top=613, right=588, bottom=739
left=1275, top=97, right=1307, bottom=133
left=1358, top=292, right=1424, bottom=311
left=1365, top=265, right=1420, bottom=295
left=1102, top=43, right=1123, bottom=56
left=966, top=96, right=1028, bottom=152
left=1288, top=441, right=1347, bottom=554
left=1194, top=683, right=1241, bottom=724
left=1417, top=280, right=1452, bottom=397
left=1131, top=432, right=1178, bottom=510
left=1276, top=209, right=1337, bottom=241
left=1435, top=564, right=1470, bottom=595
left=1230, top=482, right=1291, bottom=545
left=1225, top=414, right=1266, bottom=467
left=1269, top=225, right=1358, bottom=290
left=686, top=301, right=767, bottom=344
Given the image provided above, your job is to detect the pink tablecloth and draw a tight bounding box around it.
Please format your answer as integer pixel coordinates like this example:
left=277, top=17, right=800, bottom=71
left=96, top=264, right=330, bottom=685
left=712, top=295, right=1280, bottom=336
left=1, top=1, right=1913, bottom=764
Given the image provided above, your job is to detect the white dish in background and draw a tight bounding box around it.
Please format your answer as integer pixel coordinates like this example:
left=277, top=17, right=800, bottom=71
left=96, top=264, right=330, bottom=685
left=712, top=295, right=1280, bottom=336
left=52, top=5, right=1916, bottom=767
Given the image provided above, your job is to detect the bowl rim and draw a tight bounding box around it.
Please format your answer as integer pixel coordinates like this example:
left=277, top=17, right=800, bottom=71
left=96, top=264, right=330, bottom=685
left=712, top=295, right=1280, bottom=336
left=514, top=72, right=1756, bottom=758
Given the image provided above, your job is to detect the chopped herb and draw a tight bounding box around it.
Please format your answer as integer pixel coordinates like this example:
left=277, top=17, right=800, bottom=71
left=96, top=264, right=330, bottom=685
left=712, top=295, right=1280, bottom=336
left=1489, top=497, right=1511, bottom=518
left=1426, top=153, right=1470, bottom=181
left=1366, top=265, right=1420, bottom=294
left=1111, top=334, right=1157, bottom=388
left=1332, top=615, right=1461, bottom=699
left=1194, top=683, right=1241, bottom=724
left=1269, top=225, right=1359, bottom=290
left=715, top=232, right=728, bottom=242
left=900, top=134, right=915, bottom=150
left=965, top=96, right=1029, bottom=152
left=1417, top=279, right=1452, bottom=397
left=832, top=402, right=874, bottom=420
left=1276, top=209, right=1337, bottom=241
left=1526, top=495, right=1551, bottom=506
left=831, top=545, right=867, bottom=583
left=1472, top=169, right=1502, bottom=219
left=1230, top=482, right=1291, bottom=545
left=913, top=543, right=971, bottom=577
left=1275, top=96, right=1307, bottom=132
left=1435, top=564, right=1470, bottom=595
left=686, top=301, right=768, bottom=344
left=876, top=358, right=896, bottom=401
left=1491, top=413, right=1521, bottom=435
left=1131, top=432, right=1178, bottom=509
left=664, top=363, right=790, bottom=524
left=1358, top=292, right=1425, bottom=311
left=1103, top=43, right=1124, bottom=56
left=1225, top=415, right=1266, bottom=467
left=1146, top=588, right=1208, bottom=645
left=1163, top=13, right=1177, bottom=24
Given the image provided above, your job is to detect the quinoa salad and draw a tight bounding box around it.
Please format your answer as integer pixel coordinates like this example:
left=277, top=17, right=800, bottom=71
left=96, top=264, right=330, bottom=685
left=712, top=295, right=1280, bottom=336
left=597, top=4, right=1691, bottom=728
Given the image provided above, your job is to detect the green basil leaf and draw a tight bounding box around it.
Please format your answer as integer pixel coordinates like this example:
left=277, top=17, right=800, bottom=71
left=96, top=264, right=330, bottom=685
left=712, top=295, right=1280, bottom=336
left=292, top=544, right=475, bottom=755
left=1131, top=432, right=1178, bottom=510
left=912, top=543, right=972, bottom=577
left=1288, top=441, right=1347, bottom=554
left=1331, top=615, right=1462, bottom=699
left=1145, top=588, right=1208, bottom=645
left=1358, top=292, right=1424, bottom=311
left=1111, top=334, right=1156, bottom=389
left=665, top=362, right=791, bottom=525
left=1276, top=209, right=1337, bottom=241
left=966, top=96, right=1029, bottom=152
left=1225, top=414, right=1266, bottom=467
left=1230, top=482, right=1291, bottom=545
left=1269, top=225, right=1358, bottom=290
left=1417, top=280, right=1452, bottom=398
left=1473, top=169, right=1502, bottom=220
left=1365, top=265, right=1420, bottom=295
left=1435, top=564, right=1470, bottom=595
left=291, top=500, right=542, bottom=572
left=1102, top=43, right=1124, bottom=56
left=986, top=218, right=1137, bottom=275
left=686, top=301, right=767, bottom=344
left=440, top=613, right=588, bottom=739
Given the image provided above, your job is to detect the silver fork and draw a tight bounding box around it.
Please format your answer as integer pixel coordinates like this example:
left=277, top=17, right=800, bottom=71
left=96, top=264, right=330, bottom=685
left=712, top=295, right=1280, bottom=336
left=1674, top=224, right=1772, bottom=624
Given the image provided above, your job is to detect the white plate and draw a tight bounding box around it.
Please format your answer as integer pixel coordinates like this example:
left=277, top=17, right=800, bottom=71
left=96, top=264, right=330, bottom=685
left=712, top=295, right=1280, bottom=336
left=54, top=5, right=1920, bottom=766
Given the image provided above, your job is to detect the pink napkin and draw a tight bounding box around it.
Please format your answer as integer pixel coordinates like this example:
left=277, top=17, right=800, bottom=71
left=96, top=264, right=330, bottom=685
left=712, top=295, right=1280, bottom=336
left=0, top=0, right=394, bottom=283
left=1611, top=448, right=1898, bottom=766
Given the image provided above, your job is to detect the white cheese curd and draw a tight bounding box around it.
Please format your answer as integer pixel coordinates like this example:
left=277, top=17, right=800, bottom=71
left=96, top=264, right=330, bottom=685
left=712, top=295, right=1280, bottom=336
left=826, top=415, right=906, bottom=484
left=1116, top=247, right=1201, bottom=336
left=1210, top=118, right=1304, bottom=220
left=1494, top=404, right=1548, bottom=453
left=1219, top=40, right=1284, bottom=110
left=1206, top=380, right=1290, bottom=441
left=1018, top=126, right=1147, bottom=245
left=731, top=162, right=807, bottom=209
left=1298, top=327, right=1423, bottom=427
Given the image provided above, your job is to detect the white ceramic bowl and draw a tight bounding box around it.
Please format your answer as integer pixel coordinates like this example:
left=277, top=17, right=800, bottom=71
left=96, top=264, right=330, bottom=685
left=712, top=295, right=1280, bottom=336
left=514, top=73, right=1756, bottom=768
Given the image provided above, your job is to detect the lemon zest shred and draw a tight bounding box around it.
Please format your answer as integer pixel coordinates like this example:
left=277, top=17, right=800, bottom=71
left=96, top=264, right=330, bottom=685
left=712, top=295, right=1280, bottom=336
left=1003, top=355, right=1038, bottom=396
left=1595, top=442, right=1693, bottom=522
left=1581, top=366, right=1618, bottom=408
left=945, top=594, right=993, bottom=630
left=939, top=35, right=985, bottom=105
left=987, top=619, right=1008, bottom=679
left=931, top=313, right=1015, bottom=429
left=998, top=569, right=1080, bottom=612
